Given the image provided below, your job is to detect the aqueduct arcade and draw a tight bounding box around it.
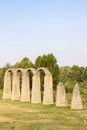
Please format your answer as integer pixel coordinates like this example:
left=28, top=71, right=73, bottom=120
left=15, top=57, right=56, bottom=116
left=3, top=67, right=53, bottom=105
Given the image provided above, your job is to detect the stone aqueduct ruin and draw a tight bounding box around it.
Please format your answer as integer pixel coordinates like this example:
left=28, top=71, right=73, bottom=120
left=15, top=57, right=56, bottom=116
left=3, top=67, right=83, bottom=109
left=3, top=67, right=53, bottom=105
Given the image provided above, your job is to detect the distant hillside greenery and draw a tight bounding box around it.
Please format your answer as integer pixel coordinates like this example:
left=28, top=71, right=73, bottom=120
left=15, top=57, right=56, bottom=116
left=0, top=53, right=87, bottom=95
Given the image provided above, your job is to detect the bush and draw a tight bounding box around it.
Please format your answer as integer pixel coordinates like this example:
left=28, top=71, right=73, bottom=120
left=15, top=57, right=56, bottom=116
left=64, top=80, right=76, bottom=93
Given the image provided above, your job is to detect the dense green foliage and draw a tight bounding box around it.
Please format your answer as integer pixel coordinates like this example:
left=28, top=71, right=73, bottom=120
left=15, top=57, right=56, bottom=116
left=14, top=57, right=34, bottom=68
left=0, top=63, right=11, bottom=88
left=59, top=65, right=87, bottom=94
left=0, top=54, right=87, bottom=94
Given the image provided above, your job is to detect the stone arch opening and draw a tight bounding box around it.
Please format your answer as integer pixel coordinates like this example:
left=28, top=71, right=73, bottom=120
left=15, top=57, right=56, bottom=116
left=16, top=69, right=23, bottom=93
left=36, top=67, right=53, bottom=105
left=3, top=69, right=13, bottom=99
left=26, top=68, right=36, bottom=91
left=11, top=68, right=23, bottom=100
left=36, top=68, right=46, bottom=102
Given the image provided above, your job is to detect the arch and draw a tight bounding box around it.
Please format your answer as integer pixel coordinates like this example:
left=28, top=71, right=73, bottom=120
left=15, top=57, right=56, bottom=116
left=3, top=69, right=13, bottom=99
left=21, top=68, right=41, bottom=103
left=24, top=68, right=36, bottom=75
left=21, top=68, right=36, bottom=102
left=36, top=67, right=53, bottom=105
left=11, top=68, right=24, bottom=100
left=36, top=67, right=51, bottom=75
left=24, top=68, right=36, bottom=93
left=15, top=68, right=24, bottom=75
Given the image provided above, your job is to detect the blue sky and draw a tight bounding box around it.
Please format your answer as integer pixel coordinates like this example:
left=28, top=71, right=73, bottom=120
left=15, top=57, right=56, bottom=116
left=0, top=0, right=87, bottom=67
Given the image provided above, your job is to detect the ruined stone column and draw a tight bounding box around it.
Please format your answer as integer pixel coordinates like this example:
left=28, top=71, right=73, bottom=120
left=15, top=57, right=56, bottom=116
left=11, top=70, right=21, bottom=100
left=43, top=74, right=53, bottom=105
left=71, top=83, right=83, bottom=109
left=3, top=71, right=12, bottom=99
left=21, top=71, right=30, bottom=102
left=31, top=73, right=41, bottom=104
left=56, top=82, right=67, bottom=107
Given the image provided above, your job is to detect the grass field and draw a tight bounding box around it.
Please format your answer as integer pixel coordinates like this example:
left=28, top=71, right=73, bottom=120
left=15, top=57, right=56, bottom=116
left=0, top=90, right=87, bottom=130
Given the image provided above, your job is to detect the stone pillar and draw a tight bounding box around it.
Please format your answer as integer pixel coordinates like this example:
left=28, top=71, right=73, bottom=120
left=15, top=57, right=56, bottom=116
left=56, top=82, right=67, bottom=107
left=3, top=72, right=12, bottom=99
left=43, top=74, right=53, bottom=105
left=21, top=71, right=30, bottom=102
left=31, top=73, right=41, bottom=104
left=11, top=71, right=21, bottom=100
left=71, top=83, right=83, bottom=109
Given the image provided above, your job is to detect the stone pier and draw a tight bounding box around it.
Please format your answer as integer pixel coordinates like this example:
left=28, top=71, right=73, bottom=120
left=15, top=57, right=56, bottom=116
left=71, top=83, right=83, bottom=109
left=31, top=73, right=41, bottom=103
left=43, top=74, right=53, bottom=105
left=21, top=69, right=30, bottom=102
left=3, top=69, right=12, bottom=99
left=56, top=82, right=67, bottom=107
left=11, top=69, right=22, bottom=100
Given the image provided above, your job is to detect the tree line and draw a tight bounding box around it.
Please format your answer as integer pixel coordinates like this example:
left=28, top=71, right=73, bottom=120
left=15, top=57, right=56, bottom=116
left=0, top=53, right=87, bottom=94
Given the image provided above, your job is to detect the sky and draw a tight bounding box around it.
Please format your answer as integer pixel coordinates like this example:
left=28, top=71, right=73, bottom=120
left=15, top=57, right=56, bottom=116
left=0, top=0, right=87, bottom=67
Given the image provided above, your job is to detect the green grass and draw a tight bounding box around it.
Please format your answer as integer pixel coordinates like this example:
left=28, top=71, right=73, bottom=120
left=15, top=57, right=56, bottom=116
left=0, top=89, right=87, bottom=130
left=0, top=99, right=87, bottom=130
left=0, top=89, right=3, bottom=97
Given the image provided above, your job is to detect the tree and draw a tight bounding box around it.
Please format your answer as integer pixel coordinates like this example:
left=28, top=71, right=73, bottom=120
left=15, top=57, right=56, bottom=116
left=0, top=63, right=11, bottom=88
left=14, top=57, right=34, bottom=89
left=59, top=66, right=71, bottom=82
left=14, top=57, right=34, bottom=68
left=81, top=67, right=87, bottom=81
left=70, top=65, right=84, bottom=82
left=35, top=53, right=60, bottom=89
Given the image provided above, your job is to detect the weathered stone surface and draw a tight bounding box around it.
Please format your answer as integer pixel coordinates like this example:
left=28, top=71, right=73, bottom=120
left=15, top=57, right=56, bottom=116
left=21, top=70, right=30, bottom=102
left=43, top=74, right=53, bottom=105
left=3, top=70, right=12, bottom=99
left=37, top=67, right=53, bottom=105
left=11, top=69, right=22, bottom=100
left=3, top=67, right=53, bottom=105
left=31, top=73, right=41, bottom=103
left=71, top=83, right=83, bottom=109
left=56, top=82, right=67, bottom=107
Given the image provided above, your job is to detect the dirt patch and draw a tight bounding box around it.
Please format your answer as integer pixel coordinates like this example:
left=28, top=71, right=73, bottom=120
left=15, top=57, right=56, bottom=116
left=81, top=113, right=87, bottom=117
left=0, top=116, right=11, bottom=122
